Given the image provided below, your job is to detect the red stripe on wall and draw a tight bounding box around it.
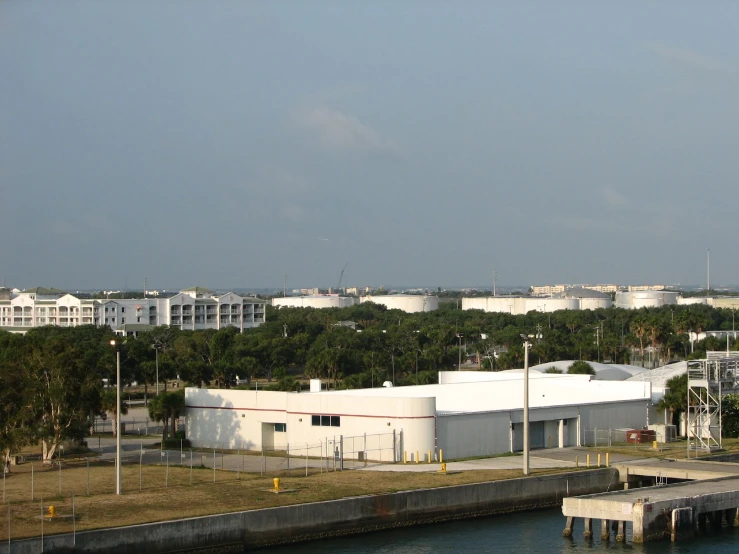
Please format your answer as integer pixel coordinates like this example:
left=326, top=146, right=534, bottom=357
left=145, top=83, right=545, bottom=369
left=186, top=405, right=434, bottom=420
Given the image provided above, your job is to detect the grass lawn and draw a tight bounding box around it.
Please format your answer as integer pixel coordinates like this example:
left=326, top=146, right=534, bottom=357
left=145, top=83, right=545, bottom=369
left=0, top=461, right=577, bottom=541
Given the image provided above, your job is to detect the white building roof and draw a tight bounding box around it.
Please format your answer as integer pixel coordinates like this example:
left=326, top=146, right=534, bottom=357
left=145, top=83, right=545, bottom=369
left=315, top=375, right=651, bottom=415
left=528, top=361, right=648, bottom=381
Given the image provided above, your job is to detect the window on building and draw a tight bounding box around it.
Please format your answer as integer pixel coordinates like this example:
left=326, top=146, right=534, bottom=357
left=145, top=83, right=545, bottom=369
left=121, top=307, right=125, bottom=313
left=121, top=318, right=125, bottom=324
left=311, top=415, right=340, bottom=427
left=274, top=423, right=286, bottom=433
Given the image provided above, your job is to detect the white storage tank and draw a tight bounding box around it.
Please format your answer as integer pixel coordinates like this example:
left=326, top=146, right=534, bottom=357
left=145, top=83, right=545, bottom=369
left=579, top=297, right=613, bottom=310
left=615, top=291, right=679, bottom=309
left=361, top=295, right=438, bottom=313
left=272, top=295, right=357, bottom=309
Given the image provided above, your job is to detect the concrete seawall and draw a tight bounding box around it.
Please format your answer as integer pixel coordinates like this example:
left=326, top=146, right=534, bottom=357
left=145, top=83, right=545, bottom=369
left=1, top=469, right=618, bottom=554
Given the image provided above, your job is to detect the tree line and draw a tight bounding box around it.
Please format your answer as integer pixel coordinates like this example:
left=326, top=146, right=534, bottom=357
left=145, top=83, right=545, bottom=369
left=1, top=301, right=737, bottom=461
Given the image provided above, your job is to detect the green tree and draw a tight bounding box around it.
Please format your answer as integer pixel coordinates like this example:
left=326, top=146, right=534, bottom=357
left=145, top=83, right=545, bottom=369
left=630, top=315, right=649, bottom=367
left=722, top=394, right=739, bottom=438
left=567, top=360, right=595, bottom=375
left=100, top=389, right=129, bottom=437
left=656, top=374, right=687, bottom=429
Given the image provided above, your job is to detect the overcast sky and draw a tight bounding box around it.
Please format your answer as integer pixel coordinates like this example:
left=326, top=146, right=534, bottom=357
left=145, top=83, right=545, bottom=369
left=2, top=1, right=738, bottom=291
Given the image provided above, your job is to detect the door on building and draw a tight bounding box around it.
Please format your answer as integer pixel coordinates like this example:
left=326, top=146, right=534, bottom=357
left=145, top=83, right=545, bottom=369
left=530, top=421, right=546, bottom=449
left=261, top=422, right=275, bottom=451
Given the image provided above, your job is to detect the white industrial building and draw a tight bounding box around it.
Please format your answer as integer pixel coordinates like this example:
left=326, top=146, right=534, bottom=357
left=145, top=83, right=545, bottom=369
left=272, top=295, right=357, bottom=309
left=0, top=286, right=266, bottom=333
left=360, top=295, right=438, bottom=313
left=185, top=371, right=651, bottom=461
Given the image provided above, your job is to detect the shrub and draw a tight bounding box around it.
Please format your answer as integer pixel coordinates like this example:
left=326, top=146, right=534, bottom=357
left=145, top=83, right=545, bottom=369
left=567, top=361, right=595, bottom=375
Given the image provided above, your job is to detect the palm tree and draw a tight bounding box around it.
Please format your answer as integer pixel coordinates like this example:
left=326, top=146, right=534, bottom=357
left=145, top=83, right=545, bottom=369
left=147, top=393, right=169, bottom=441
left=647, top=317, right=663, bottom=368
left=630, top=316, right=648, bottom=367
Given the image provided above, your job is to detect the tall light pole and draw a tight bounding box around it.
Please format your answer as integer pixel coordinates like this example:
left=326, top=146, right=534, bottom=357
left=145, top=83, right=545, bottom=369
left=521, top=334, right=532, bottom=476
left=110, top=339, right=122, bottom=495
left=707, top=248, right=710, bottom=297
left=153, top=343, right=160, bottom=396
left=457, top=334, right=463, bottom=370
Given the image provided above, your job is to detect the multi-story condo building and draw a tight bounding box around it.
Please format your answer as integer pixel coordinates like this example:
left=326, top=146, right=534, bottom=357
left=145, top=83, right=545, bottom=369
left=0, top=286, right=265, bottom=333
left=530, top=284, right=567, bottom=296
left=628, top=284, right=666, bottom=292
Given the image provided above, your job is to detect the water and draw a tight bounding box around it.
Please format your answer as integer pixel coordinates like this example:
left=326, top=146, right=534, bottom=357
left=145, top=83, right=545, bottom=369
left=263, top=509, right=739, bottom=553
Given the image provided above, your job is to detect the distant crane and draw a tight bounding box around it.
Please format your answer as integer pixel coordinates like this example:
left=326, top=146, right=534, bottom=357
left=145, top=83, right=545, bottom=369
left=337, top=263, right=348, bottom=293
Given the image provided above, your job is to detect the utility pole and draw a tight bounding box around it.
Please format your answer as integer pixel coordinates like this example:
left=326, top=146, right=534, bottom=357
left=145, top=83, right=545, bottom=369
left=707, top=248, right=710, bottom=297
left=521, top=335, right=531, bottom=476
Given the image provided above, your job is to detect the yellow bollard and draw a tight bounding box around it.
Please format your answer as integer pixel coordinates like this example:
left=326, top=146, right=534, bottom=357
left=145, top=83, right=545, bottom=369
left=428, top=450, right=432, bottom=464
left=440, top=449, right=443, bottom=464
left=403, top=451, right=407, bottom=464
left=273, top=478, right=280, bottom=492
left=597, top=454, right=601, bottom=468
left=586, top=454, right=590, bottom=468
left=575, top=456, right=579, bottom=468
left=48, top=506, right=55, bottom=517
left=416, top=450, right=419, bottom=464
left=441, top=463, right=447, bottom=473
left=606, top=453, right=610, bottom=468
left=652, top=441, right=658, bottom=450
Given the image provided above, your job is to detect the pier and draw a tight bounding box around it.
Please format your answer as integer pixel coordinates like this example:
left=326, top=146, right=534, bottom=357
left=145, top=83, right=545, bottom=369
left=562, top=475, right=739, bottom=542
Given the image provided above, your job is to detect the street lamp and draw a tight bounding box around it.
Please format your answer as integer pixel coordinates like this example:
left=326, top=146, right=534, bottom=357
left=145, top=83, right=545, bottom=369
left=457, top=334, right=463, bottom=370
left=152, top=341, right=161, bottom=396
left=520, top=334, right=532, bottom=476
left=110, top=339, right=122, bottom=495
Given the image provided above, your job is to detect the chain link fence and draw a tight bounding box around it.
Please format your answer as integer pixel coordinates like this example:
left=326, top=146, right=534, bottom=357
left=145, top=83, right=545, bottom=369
left=0, top=431, right=400, bottom=543
left=581, top=427, right=679, bottom=448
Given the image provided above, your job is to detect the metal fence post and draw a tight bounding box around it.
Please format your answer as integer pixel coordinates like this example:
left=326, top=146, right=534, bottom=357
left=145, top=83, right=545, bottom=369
left=340, top=436, right=344, bottom=471
left=237, top=448, right=240, bottom=481
left=72, top=490, right=76, bottom=546
left=86, top=459, right=90, bottom=496
left=139, top=452, right=143, bottom=491
left=32, top=464, right=34, bottom=500
left=287, top=443, right=290, bottom=474
left=190, top=450, right=193, bottom=485
left=393, top=429, right=397, bottom=463
left=213, top=449, right=216, bottom=483
left=305, top=443, right=308, bottom=477
left=166, top=452, right=169, bottom=488
left=58, top=459, right=62, bottom=495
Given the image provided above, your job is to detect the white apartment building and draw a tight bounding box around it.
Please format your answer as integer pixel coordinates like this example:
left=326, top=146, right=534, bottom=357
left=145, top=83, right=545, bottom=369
left=0, top=286, right=266, bottom=333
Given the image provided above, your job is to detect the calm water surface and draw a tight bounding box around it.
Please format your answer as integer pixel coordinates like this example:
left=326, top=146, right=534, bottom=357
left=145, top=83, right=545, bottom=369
left=262, top=509, right=739, bottom=553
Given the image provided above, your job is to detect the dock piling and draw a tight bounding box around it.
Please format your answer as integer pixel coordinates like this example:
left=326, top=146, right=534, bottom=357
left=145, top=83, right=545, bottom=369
left=583, top=518, right=592, bottom=539
left=600, top=519, right=610, bottom=541
left=616, top=521, right=625, bottom=542
left=562, top=517, right=574, bottom=538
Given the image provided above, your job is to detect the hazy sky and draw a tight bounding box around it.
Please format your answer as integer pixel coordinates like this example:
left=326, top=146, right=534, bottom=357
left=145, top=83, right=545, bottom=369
left=2, top=1, right=738, bottom=291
